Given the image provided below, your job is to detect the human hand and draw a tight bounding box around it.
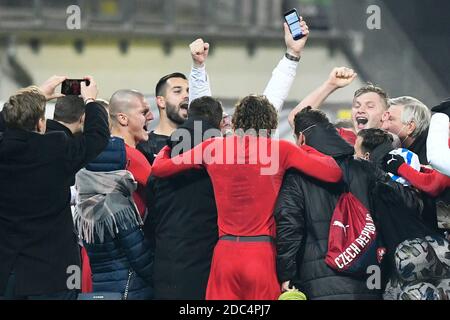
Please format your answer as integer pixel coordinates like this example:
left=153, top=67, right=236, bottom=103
left=80, top=76, right=98, bottom=102
left=326, top=67, right=358, bottom=89
left=281, top=280, right=296, bottom=292
left=39, top=75, right=67, bottom=101
left=384, top=153, right=405, bottom=175
left=190, top=38, right=210, bottom=68
left=284, top=17, right=310, bottom=59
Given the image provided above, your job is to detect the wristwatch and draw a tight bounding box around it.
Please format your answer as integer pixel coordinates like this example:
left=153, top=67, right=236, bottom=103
left=285, top=52, right=301, bottom=62
left=84, top=98, right=95, bottom=105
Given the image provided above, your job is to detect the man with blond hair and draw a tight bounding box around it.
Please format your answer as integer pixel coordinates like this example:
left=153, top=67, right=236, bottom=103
left=288, top=68, right=390, bottom=145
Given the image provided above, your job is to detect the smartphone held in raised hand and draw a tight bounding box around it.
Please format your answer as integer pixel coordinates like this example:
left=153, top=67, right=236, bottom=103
left=61, top=79, right=90, bottom=96
left=284, top=8, right=303, bottom=40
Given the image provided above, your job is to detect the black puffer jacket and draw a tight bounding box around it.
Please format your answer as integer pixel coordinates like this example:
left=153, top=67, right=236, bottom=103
left=275, top=123, right=421, bottom=300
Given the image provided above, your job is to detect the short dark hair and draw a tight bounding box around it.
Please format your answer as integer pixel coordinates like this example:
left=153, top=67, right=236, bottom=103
left=354, top=84, right=390, bottom=110
left=357, top=128, right=393, bottom=154
left=3, top=86, right=46, bottom=131
left=294, top=106, right=330, bottom=136
left=155, top=72, right=187, bottom=97
left=232, top=95, right=278, bottom=136
left=53, top=96, right=85, bottom=123
left=188, top=96, right=223, bottom=129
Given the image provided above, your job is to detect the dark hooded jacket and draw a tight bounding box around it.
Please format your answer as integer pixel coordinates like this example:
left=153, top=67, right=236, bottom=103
left=275, top=123, right=421, bottom=300
left=145, top=116, right=219, bottom=300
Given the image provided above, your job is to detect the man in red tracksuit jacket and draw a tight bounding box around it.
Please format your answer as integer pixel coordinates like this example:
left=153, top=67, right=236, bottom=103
left=152, top=95, right=342, bottom=300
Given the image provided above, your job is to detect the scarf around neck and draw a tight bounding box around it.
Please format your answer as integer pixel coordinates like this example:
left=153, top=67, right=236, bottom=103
left=74, top=169, right=143, bottom=244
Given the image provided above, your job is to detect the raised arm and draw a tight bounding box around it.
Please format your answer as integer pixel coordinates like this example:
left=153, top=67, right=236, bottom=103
left=0, top=75, right=67, bottom=132
left=288, top=67, right=357, bottom=128
left=65, top=76, right=110, bottom=173
left=281, top=142, right=342, bottom=183
left=263, top=19, right=309, bottom=113
left=189, top=38, right=212, bottom=103
left=427, top=113, right=450, bottom=177
left=151, top=143, right=204, bottom=178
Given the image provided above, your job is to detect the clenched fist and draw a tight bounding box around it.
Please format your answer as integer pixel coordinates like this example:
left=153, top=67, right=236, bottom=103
left=190, top=38, right=210, bottom=68
left=327, top=67, right=358, bottom=89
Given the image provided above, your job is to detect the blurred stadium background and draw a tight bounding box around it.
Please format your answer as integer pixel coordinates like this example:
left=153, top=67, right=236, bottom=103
left=0, top=0, right=448, bottom=139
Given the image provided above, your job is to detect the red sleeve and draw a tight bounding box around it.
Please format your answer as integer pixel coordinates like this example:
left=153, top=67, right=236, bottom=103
left=152, top=144, right=204, bottom=178
left=282, top=142, right=342, bottom=183
left=125, top=146, right=151, bottom=187
left=398, top=163, right=450, bottom=197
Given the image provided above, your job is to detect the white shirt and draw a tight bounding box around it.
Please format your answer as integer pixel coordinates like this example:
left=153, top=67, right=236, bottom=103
left=427, top=113, right=450, bottom=177
left=263, top=56, right=299, bottom=113
left=189, top=65, right=212, bottom=104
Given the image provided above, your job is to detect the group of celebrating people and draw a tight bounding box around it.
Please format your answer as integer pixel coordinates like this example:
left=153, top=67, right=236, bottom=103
left=0, top=18, right=449, bottom=300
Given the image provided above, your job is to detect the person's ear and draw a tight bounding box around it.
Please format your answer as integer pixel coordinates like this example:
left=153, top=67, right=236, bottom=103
left=37, top=118, right=46, bottom=134
left=406, top=121, right=416, bottom=136
left=116, top=113, right=128, bottom=127
left=381, top=111, right=390, bottom=123
left=295, top=133, right=305, bottom=146
left=301, top=133, right=306, bottom=146
left=156, top=96, right=166, bottom=110
left=79, top=113, right=85, bottom=125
